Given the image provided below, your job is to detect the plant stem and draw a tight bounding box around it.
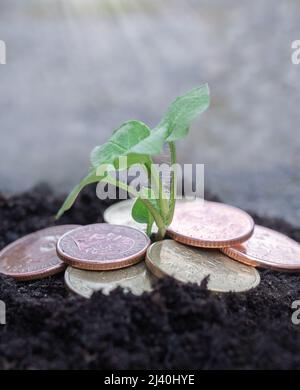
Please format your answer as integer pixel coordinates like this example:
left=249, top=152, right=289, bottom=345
left=167, top=141, right=177, bottom=225
left=104, top=175, right=139, bottom=198
left=146, top=161, right=169, bottom=220
left=155, top=226, right=166, bottom=242
left=104, top=174, right=166, bottom=240
left=146, top=220, right=153, bottom=236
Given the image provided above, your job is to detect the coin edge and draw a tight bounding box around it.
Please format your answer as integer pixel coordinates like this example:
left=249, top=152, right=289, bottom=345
left=146, top=240, right=261, bottom=293
left=57, top=223, right=150, bottom=271
left=0, top=225, right=80, bottom=280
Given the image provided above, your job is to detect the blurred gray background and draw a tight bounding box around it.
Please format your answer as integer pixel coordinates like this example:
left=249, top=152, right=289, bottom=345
left=0, top=0, right=299, bottom=226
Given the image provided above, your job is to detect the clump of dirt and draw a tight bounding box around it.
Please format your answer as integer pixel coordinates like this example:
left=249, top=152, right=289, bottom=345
left=0, top=184, right=300, bottom=369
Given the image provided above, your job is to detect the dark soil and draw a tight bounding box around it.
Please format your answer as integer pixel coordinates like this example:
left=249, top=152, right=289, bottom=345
left=0, top=184, right=300, bottom=370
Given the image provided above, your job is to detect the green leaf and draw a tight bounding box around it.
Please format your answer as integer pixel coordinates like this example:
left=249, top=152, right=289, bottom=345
left=138, top=186, right=160, bottom=209
left=57, top=84, right=210, bottom=235
left=132, top=197, right=151, bottom=224
left=129, top=85, right=210, bottom=155
left=131, top=198, right=154, bottom=237
left=114, top=153, right=152, bottom=171
left=56, top=169, right=102, bottom=219
left=130, top=127, right=168, bottom=156
left=90, top=120, right=151, bottom=168
left=132, top=183, right=161, bottom=219
left=159, top=84, right=210, bottom=142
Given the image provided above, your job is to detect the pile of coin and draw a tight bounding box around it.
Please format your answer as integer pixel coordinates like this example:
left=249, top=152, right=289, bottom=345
left=0, top=198, right=299, bottom=298
left=103, top=198, right=300, bottom=293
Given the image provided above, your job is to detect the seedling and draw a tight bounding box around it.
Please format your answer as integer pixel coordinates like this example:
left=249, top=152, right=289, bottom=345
left=57, top=85, right=210, bottom=240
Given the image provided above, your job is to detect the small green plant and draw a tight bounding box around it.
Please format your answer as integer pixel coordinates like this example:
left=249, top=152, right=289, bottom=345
left=57, top=85, right=210, bottom=240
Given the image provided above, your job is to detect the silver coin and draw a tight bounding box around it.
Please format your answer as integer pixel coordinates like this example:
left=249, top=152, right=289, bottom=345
left=146, top=240, right=261, bottom=293
left=104, top=199, right=144, bottom=229
left=64, top=261, right=154, bottom=298
left=103, top=198, right=195, bottom=232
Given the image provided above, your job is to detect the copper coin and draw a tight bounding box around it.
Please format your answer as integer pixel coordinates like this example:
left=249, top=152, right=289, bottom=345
left=0, top=225, right=80, bottom=281
left=222, top=225, right=300, bottom=271
left=167, top=199, right=254, bottom=248
left=57, top=223, right=150, bottom=271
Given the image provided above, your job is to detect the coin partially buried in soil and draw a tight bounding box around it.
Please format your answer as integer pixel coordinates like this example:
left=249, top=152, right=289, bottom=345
left=65, top=261, right=154, bottom=298
left=167, top=200, right=254, bottom=248
left=0, top=225, right=80, bottom=281
left=146, top=240, right=260, bottom=293
left=222, top=225, right=300, bottom=272
left=57, top=224, right=150, bottom=271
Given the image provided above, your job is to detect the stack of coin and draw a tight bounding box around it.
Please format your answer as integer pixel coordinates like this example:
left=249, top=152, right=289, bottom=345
left=168, top=199, right=300, bottom=272
left=55, top=223, right=153, bottom=297
left=1, top=197, right=298, bottom=298
left=103, top=198, right=260, bottom=292
left=153, top=199, right=260, bottom=292
left=104, top=197, right=300, bottom=292
left=0, top=222, right=154, bottom=297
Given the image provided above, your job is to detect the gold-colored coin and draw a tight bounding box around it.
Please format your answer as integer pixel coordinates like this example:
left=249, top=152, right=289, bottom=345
left=64, top=261, right=154, bottom=298
left=146, top=240, right=260, bottom=293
